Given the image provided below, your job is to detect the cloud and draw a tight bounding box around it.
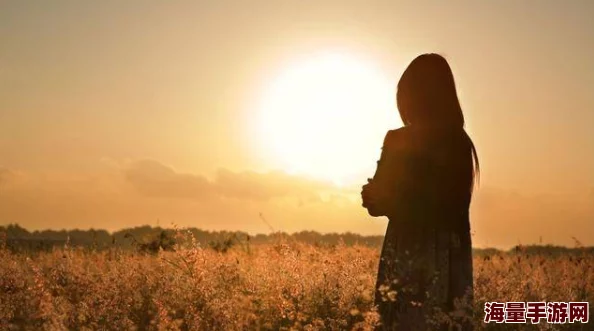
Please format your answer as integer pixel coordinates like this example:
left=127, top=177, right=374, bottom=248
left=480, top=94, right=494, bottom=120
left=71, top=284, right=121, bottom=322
left=214, top=168, right=331, bottom=201
left=123, top=159, right=337, bottom=202
left=1, top=160, right=594, bottom=247
left=0, top=161, right=375, bottom=234
left=124, top=160, right=212, bottom=199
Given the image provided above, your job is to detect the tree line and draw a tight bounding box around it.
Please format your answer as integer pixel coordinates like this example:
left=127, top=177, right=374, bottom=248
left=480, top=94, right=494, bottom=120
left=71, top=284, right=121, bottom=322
left=2, top=223, right=592, bottom=256
left=0, top=223, right=385, bottom=253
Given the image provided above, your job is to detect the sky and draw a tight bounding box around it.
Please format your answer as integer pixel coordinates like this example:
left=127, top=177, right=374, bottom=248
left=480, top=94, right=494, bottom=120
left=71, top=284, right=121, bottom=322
left=1, top=0, right=593, bottom=249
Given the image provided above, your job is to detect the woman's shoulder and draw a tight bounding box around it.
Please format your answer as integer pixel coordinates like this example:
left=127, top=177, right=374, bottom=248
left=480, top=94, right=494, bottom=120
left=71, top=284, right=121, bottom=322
left=383, top=127, right=412, bottom=149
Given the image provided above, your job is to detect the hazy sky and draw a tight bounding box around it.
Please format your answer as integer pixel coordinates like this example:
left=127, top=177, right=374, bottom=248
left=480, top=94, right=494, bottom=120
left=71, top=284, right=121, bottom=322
left=1, top=1, right=593, bottom=248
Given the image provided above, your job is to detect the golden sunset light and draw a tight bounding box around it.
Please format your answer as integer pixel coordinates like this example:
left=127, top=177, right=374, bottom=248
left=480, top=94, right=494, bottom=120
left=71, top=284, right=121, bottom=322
left=255, top=52, right=398, bottom=185
left=1, top=1, right=593, bottom=250
left=2, top=1, right=594, bottom=329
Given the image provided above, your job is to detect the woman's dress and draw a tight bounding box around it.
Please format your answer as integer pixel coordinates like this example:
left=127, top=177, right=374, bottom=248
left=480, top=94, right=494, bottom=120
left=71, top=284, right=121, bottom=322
left=367, top=126, right=475, bottom=331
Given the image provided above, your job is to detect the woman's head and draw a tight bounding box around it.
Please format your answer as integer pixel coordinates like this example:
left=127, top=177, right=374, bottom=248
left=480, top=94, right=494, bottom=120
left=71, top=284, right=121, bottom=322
left=397, top=53, right=464, bottom=127
left=397, top=53, right=480, bottom=190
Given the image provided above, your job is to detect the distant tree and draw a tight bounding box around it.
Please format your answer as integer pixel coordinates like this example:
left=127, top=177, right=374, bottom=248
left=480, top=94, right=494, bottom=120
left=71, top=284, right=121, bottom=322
left=124, top=230, right=176, bottom=255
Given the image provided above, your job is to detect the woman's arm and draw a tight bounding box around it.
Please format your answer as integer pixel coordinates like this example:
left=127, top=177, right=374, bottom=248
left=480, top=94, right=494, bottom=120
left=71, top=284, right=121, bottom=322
left=362, top=129, right=410, bottom=217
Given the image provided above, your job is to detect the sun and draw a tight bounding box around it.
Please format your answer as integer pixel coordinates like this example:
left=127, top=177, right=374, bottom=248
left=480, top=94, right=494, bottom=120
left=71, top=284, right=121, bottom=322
left=255, top=52, right=400, bottom=186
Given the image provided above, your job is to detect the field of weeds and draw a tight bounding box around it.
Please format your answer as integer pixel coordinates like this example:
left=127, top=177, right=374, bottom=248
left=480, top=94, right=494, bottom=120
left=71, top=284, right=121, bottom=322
left=1, top=235, right=592, bottom=330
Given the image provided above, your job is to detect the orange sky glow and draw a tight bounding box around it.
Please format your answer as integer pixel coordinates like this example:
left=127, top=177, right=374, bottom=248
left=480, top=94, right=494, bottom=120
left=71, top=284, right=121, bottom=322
left=1, top=1, right=594, bottom=249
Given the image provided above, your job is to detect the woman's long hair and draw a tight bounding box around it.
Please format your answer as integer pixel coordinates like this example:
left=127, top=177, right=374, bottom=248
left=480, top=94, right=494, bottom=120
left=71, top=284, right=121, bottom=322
left=396, top=53, right=480, bottom=191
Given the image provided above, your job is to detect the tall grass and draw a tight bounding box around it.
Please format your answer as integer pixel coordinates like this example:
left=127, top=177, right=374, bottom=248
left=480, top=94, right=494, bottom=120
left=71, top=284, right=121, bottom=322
left=0, top=234, right=592, bottom=330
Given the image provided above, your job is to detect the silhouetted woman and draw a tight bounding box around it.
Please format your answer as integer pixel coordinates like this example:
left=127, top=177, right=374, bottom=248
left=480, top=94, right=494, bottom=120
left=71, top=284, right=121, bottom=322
left=362, top=53, right=478, bottom=331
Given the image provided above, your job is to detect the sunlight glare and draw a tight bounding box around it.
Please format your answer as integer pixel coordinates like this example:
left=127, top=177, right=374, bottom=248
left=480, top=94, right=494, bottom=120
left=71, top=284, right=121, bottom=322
left=256, top=52, right=400, bottom=185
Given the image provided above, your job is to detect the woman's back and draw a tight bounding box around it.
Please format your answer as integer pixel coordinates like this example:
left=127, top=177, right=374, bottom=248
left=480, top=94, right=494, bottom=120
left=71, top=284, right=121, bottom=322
left=373, top=126, right=475, bottom=330
left=376, top=125, right=475, bottom=231
left=364, top=53, right=478, bottom=330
